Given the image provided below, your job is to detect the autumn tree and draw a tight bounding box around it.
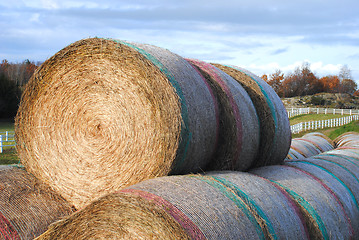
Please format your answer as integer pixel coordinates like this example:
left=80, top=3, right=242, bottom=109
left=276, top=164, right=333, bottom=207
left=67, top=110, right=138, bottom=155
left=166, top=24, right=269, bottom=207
left=267, top=69, right=284, bottom=96
left=319, top=75, right=340, bottom=93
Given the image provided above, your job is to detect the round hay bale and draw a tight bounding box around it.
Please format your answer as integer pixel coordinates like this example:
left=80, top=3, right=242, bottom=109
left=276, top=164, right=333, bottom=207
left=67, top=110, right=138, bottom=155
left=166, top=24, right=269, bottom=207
left=251, top=165, right=353, bottom=239
left=186, top=59, right=260, bottom=170
left=326, top=148, right=359, bottom=160
left=334, top=132, right=359, bottom=148
left=285, top=147, right=306, bottom=160
left=290, top=138, right=322, bottom=158
left=311, top=153, right=359, bottom=179
left=285, top=160, right=359, bottom=237
left=37, top=172, right=309, bottom=239
left=301, top=132, right=335, bottom=149
left=212, top=64, right=291, bottom=167
left=15, top=38, right=218, bottom=208
left=0, top=166, right=74, bottom=239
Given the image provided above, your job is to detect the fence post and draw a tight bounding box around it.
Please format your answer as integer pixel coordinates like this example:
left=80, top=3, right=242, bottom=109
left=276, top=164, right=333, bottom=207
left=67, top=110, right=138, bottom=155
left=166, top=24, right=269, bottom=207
left=333, top=109, right=335, bottom=115
left=5, top=131, right=8, bottom=141
left=0, top=135, right=2, bottom=153
left=342, top=109, right=344, bottom=115
left=350, top=109, right=352, bottom=115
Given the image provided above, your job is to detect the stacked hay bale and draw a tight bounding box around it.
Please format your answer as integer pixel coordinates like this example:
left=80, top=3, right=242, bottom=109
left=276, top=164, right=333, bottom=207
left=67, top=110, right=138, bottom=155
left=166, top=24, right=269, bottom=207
left=286, top=132, right=335, bottom=160
left=334, top=132, right=359, bottom=148
left=285, top=159, right=359, bottom=237
left=211, top=64, right=291, bottom=167
left=251, top=165, right=354, bottom=239
left=186, top=59, right=259, bottom=170
left=15, top=38, right=219, bottom=209
left=36, top=172, right=308, bottom=240
left=15, top=38, right=293, bottom=209
left=0, top=166, right=74, bottom=239
left=33, top=135, right=359, bottom=239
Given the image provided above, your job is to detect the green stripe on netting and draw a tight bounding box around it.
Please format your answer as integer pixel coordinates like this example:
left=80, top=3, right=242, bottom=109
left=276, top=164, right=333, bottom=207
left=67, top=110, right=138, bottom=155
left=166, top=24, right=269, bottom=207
left=225, top=65, right=278, bottom=158
left=290, top=160, right=359, bottom=210
left=321, top=154, right=359, bottom=168
left=191, top=175, right=266, bottom=240
left=311, top=156, right=359, bottom=185
left=210, top=176, right=277, bottom=240
left=270, top=180, right=329, bottom=240
left=109, top=39, right=191, bottom=171
left=225, top=65, right=277, bottom=128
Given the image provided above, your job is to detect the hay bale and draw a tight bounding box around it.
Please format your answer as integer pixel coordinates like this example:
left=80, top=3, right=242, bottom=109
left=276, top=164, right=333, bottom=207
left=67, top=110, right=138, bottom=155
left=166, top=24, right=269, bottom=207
left=334, top=132, right=359, bottom=148
left=289, top=138, right=322, bottom=158
left=311, top=153, right=359, bottom=179
left=326, top=148, right=359, bottom=160
left=251, top=165, right=353, bottom=239
left=0, top=166, right=74, bottom=239
left=286, top=147, right=306, bottom=160
left=36, top=172, right=308, bottom=239
left=186, top=59, right=260, bottom=170
left=285, top=160, right=359, bottom=237
left=15, top=38, right=218, bottom=208
left=301, top=132, right=335, bottom=149
left=212, top=64, right=291, bottom=167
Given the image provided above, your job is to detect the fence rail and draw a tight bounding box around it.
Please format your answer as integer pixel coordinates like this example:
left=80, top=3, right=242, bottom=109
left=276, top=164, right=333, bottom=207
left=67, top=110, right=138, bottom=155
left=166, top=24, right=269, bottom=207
left=291, top=115, right=359, bottom=134
left=287, top=107, right=359, bottom=118
left=0, top=131, right=16, bottom=153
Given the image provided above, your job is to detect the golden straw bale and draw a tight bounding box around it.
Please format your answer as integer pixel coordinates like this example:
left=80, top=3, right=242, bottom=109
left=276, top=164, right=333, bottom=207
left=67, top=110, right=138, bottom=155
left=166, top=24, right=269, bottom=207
left=15, top=38, right=217, bottom=208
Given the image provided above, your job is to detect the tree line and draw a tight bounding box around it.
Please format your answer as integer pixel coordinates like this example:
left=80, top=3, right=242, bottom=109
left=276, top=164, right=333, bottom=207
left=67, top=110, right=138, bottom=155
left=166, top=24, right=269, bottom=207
left=0, top=59, right=41, bottom=118
left=261, top=63, right=357, bottom=98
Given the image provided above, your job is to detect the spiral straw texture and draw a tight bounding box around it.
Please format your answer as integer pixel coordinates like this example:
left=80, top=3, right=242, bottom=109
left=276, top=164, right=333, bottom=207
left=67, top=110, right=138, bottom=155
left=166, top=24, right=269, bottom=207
left=212, top=64, right=291, bottom=167
left=0, top=166, right=74, bottom=240
left=15, top=38, right=217, bottom=208
left=186, top=59, right=259, bottom=170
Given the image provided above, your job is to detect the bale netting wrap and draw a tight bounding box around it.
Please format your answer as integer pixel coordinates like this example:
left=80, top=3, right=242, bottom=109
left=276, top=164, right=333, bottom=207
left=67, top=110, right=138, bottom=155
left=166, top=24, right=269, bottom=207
left=301, top=132, right=335, bottom=149
left=311, top=153, right=359, bottom=180
left=334, top=132, right=359, bottom=148
left=212, top=64, right=291, bottom=167
left=250, top=165, right=353, bottom=239
left=285, top=159, right=359, bottom=237
left=301, top=133, right=335, bottom=152
left=15, top=38, right=218, bottom=209
left=186, top=59, right=260, bottom=170
left=37, top=172, right=309, bottom=240
left=326, top=148, right=359, bottom=160
left=0, top=166, right=74, bottom=240
left=285, top=147, right=306, bottom=160
left=289, top=138, right=322, bottom=158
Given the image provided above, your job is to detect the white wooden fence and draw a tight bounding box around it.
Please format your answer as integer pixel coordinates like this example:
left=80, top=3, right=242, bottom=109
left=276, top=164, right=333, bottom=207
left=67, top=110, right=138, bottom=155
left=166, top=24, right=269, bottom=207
left=291, top=115, right=359, bottom=134
left=287, top=107, right=359, bottom=118
left=0, top=131, right=16, bottom=153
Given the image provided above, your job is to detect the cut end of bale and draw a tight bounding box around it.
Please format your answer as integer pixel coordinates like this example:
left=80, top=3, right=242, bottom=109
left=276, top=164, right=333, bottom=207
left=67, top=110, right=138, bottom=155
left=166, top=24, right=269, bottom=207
left=15, top=38, right=182, bottom=208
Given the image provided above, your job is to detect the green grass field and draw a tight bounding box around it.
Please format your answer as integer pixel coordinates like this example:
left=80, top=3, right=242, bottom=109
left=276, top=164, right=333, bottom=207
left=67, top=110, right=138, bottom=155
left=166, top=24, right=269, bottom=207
left=0, top=120, right=19, bottom=165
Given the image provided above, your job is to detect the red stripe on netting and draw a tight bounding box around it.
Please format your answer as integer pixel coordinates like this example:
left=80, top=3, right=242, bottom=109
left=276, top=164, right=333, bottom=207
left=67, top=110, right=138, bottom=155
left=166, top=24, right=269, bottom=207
left=283, top=165, right=355, bottom=239
left=121, top=189, right=206, bottom=240
left=289, top=145, right=307, bottom=158
left=257, top=175, right=310, bottom=239
left=187, top=60, right=220, bottom=160
left=0, top=212, right=20, bottom=240
left=298, top=138, right=325, bottom=153
left=188, top=59, right=243, bottom=168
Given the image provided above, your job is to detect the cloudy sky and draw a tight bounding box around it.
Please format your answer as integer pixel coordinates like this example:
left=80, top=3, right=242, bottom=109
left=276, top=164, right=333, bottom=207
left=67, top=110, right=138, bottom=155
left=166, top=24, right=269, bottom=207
left=1, top=0, right=358, bottom=81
